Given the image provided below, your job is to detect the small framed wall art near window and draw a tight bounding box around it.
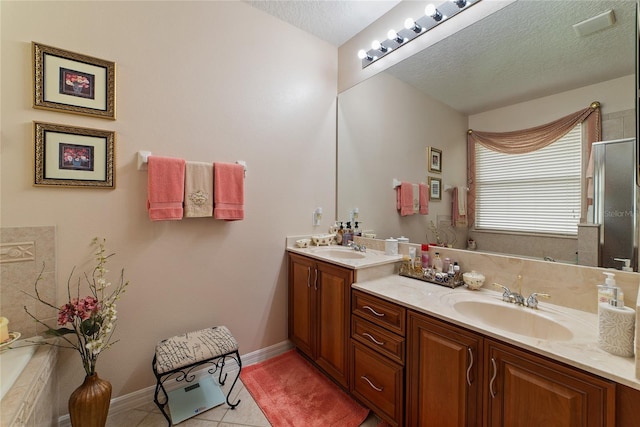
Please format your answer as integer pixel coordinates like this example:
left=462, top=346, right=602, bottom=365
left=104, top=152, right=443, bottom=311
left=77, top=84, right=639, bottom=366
left=427, top=147, right=442, bottom=173
left=34, top=121, right=115, bottom=189
left=428, top=176, right=442, bottom=201
left=33, top=42, right=116, bottom=120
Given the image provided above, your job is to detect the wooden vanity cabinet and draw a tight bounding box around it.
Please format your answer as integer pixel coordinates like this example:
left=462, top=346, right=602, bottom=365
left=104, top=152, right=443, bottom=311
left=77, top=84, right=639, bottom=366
left=288, top=253, right=353, bottom=389
left=407, top=310, right=615, bottom=427
left=351, top=290, right=406, bottom=426
left=406, top=312, right=483, bottom=427
left=485, top=339, right=615, bottom=427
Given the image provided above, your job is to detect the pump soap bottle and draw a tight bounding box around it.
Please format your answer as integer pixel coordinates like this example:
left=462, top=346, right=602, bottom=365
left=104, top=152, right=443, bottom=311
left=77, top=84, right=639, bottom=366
left=597, top=272, right=623, bottom=306
left=598, top=285, right=636, bottom=357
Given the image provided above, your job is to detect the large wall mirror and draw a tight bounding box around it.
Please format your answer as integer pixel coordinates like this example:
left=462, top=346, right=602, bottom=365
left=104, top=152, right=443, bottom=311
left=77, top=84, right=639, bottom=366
left=337, top=0, right=637, bottom=269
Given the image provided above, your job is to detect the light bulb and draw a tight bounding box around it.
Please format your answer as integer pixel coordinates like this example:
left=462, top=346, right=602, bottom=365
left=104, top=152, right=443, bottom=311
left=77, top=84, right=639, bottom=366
left=425, top=4, right=443, bottom=21
left=404, top=18, right=422, bottom=33
left=387, top=29, right=404, bottom=43
left=425, top=4, right=436, bottom=16
left=357, top=49, right=371, bottom=60
left=371, top=40, right=388, bottom=53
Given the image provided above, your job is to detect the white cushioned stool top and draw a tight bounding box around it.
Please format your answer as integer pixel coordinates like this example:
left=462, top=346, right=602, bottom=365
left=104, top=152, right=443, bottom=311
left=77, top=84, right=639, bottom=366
left=155, top=326, right=238, bottom=374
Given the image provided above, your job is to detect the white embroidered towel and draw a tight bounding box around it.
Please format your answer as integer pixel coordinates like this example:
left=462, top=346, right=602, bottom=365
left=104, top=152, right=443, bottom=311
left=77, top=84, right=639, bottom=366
left=457, top=186, right=467, bottom=216
left=184, top=161, right=213, bottom=217
left=412, top=184, right=420, bottom=214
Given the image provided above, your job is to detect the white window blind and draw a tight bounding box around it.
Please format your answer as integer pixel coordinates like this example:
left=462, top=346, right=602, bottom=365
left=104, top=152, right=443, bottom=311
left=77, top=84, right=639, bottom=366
left=475, top=124, right=582, bottom=235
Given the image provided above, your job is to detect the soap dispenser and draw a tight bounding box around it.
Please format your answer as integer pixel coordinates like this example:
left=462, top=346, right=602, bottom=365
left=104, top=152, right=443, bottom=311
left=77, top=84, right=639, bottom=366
left=598, top=285, right=636, bottom=357
left=597, top=272, right=622, bottom=306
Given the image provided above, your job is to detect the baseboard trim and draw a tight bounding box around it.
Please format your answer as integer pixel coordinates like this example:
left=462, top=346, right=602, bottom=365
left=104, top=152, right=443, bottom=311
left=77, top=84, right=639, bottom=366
left=57, top=340, right=293, bottom=427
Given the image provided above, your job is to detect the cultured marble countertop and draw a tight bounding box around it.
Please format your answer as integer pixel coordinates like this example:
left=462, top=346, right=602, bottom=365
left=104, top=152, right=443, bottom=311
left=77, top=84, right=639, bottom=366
left=352, top=275, right=640, bottom=391
left=286, top=245, right=402, bottom=269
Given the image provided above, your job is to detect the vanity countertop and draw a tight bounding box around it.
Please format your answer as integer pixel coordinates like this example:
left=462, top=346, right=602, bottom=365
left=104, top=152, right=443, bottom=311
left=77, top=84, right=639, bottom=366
left=353, top=274, right=640, bottom=391
left=286, top=245, right=402, bottom=269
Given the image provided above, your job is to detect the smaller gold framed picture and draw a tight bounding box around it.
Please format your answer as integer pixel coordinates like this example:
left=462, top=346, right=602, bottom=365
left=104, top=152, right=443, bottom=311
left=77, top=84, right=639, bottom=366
left=34, top=121, right=115, bottom=189
left=427, top=147, right=442, bottom=173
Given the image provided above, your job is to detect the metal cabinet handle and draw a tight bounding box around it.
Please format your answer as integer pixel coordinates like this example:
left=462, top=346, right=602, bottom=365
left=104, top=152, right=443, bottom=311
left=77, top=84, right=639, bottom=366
left=466, top=347, right=474, bottom=386
left=362, top=332, right=385, bottom=346
left=363, top=305, right=385, bottom=317
left=361, top=375, right=383, bottom=392
left=314, top=268, right=318, bottom=290
left=489, top=357, right=497, bottom=398
left=306, top=266, right=311, bottom=288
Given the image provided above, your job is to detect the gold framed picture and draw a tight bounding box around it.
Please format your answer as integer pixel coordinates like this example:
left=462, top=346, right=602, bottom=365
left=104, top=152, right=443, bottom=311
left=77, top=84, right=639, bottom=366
left=33, top=42, right=116, bottom=119
left=34, top=121, right=115, bottom=189
left=428, top=176, right=441, bottom=200
left=427, top=147, right=442, bottom=173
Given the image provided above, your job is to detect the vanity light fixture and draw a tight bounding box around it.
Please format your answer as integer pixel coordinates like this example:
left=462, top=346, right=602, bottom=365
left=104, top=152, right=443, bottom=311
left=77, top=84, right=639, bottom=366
left=425, top=4, right=444, bottom=22
left=371, top=40, right=389, bottom=53
left=358, top=0, right=481, bottom=68
left=453, top=0, right=467, bottom=8
left=357, top=49, right=374, bottom=61
left=404, top=18, right=423, bottom=33
left=387, top=29, right=405, bottom=44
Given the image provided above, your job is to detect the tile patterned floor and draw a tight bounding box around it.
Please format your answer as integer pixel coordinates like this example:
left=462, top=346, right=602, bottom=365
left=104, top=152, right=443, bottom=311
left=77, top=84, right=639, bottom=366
left=105, top=379, right=381, bottom=427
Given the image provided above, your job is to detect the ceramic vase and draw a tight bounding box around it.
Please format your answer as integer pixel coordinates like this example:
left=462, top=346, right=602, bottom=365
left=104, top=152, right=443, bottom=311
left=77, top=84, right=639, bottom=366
left=68, top=373, right=112, bottom=427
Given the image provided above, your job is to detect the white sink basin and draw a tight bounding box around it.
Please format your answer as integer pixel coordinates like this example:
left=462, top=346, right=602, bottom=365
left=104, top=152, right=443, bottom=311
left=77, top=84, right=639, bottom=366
left=453, top=300, right=574, bottom=341
left=309, top=247, right=367, bottom=259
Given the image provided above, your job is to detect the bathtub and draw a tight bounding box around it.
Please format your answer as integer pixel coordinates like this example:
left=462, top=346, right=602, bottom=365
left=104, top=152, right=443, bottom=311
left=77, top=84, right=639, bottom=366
left=1, top=339, right=38, bottom=401
left=1, top=337, right=57, bottom=427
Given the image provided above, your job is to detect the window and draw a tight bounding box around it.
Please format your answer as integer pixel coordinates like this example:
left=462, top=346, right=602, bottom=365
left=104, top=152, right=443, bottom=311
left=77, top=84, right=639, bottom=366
left=474, top=124, right=582, bottom=235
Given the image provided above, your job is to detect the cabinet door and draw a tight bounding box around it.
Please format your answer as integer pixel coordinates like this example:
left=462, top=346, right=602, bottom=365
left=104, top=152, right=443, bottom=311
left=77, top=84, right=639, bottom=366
left=486, top=340, right=615, bottom=427
left=407, top=312, right=483, bottom=427
left=288, top=254, right=316, bottom=357
left=315, top=260, right=353, bottom=388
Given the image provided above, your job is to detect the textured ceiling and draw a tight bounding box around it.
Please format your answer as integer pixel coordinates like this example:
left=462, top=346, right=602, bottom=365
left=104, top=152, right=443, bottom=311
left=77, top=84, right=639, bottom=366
left=245, top=0, right=401, bottom=46
left=245, top=0, right=637, bottom=114
left=386, top=0, right=637, bottom=114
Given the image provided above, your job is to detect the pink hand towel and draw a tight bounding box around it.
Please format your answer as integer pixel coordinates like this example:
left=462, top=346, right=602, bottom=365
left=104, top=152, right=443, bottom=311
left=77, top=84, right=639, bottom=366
left=397, top=182, right=414, bottom=216
left=214, top=162, right=244, bottom=221
left=419, top=183, right=429, bottom=215
left=147, top=156, right=186, bottom=221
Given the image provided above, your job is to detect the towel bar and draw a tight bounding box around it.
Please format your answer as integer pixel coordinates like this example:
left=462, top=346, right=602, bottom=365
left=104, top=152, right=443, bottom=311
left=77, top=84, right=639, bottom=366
left=137, top=151, right=247, bottom=176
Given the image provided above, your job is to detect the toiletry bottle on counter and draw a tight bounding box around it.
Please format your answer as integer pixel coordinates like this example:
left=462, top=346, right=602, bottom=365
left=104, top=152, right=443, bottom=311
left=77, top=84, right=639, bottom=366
left=343, top=222, right=353, bottom=246
left=443, top=257, right=451, bottom=274
left=598, top=285, right=636, bottom=357
left=409, top=247, right=416, bottom=267
left=597, top=272, right=622, bottom=306
left=336, top=222, right=344, bottom=245
left=421, top=244, right=430, bottom=268
left=433, top=252, right=443, bottom=273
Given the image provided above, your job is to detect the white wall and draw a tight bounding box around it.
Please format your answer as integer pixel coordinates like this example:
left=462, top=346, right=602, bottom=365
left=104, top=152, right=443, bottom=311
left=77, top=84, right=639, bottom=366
left=338, top=72, right=467, bottom=242
left=468, top=75, right=636, bottom=130
left=1, top=0, right=337, bottom=414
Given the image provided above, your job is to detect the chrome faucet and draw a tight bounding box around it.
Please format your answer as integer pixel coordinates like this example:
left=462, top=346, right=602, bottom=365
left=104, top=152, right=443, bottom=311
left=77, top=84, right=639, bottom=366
left=526, top=292, right=551, bottom=309
left=348, top=241, right=366, bottom=252
left=493, top=283, right=525, bottom=305
left=493, top=283, right=551, bottom=309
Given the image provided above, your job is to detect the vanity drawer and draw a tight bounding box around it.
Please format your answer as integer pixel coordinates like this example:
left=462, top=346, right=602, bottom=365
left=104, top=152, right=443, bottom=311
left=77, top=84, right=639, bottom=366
left=352, top=290, right=406, bottom=336
left=352, top=316, right=405, bottom=365
left=351, top=341, right=403, bottom=427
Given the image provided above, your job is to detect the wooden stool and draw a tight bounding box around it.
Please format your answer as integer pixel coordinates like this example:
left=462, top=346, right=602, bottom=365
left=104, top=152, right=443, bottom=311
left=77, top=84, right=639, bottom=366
left=152, top=326, right=241, bottom=426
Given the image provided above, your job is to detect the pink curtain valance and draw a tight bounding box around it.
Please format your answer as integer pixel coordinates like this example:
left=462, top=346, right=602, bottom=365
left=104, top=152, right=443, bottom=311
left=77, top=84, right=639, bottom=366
left=467, top=102, right=601, bottom=154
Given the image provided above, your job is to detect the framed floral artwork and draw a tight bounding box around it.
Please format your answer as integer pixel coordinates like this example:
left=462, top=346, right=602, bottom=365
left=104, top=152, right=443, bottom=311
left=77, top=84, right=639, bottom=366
left=34, top=122, right=115, bottom=188
left=428, top=176, right=441, bottom=200
left=427, top=147, right=442, bottom=173
left=33, top=42, right=116, bottom=119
